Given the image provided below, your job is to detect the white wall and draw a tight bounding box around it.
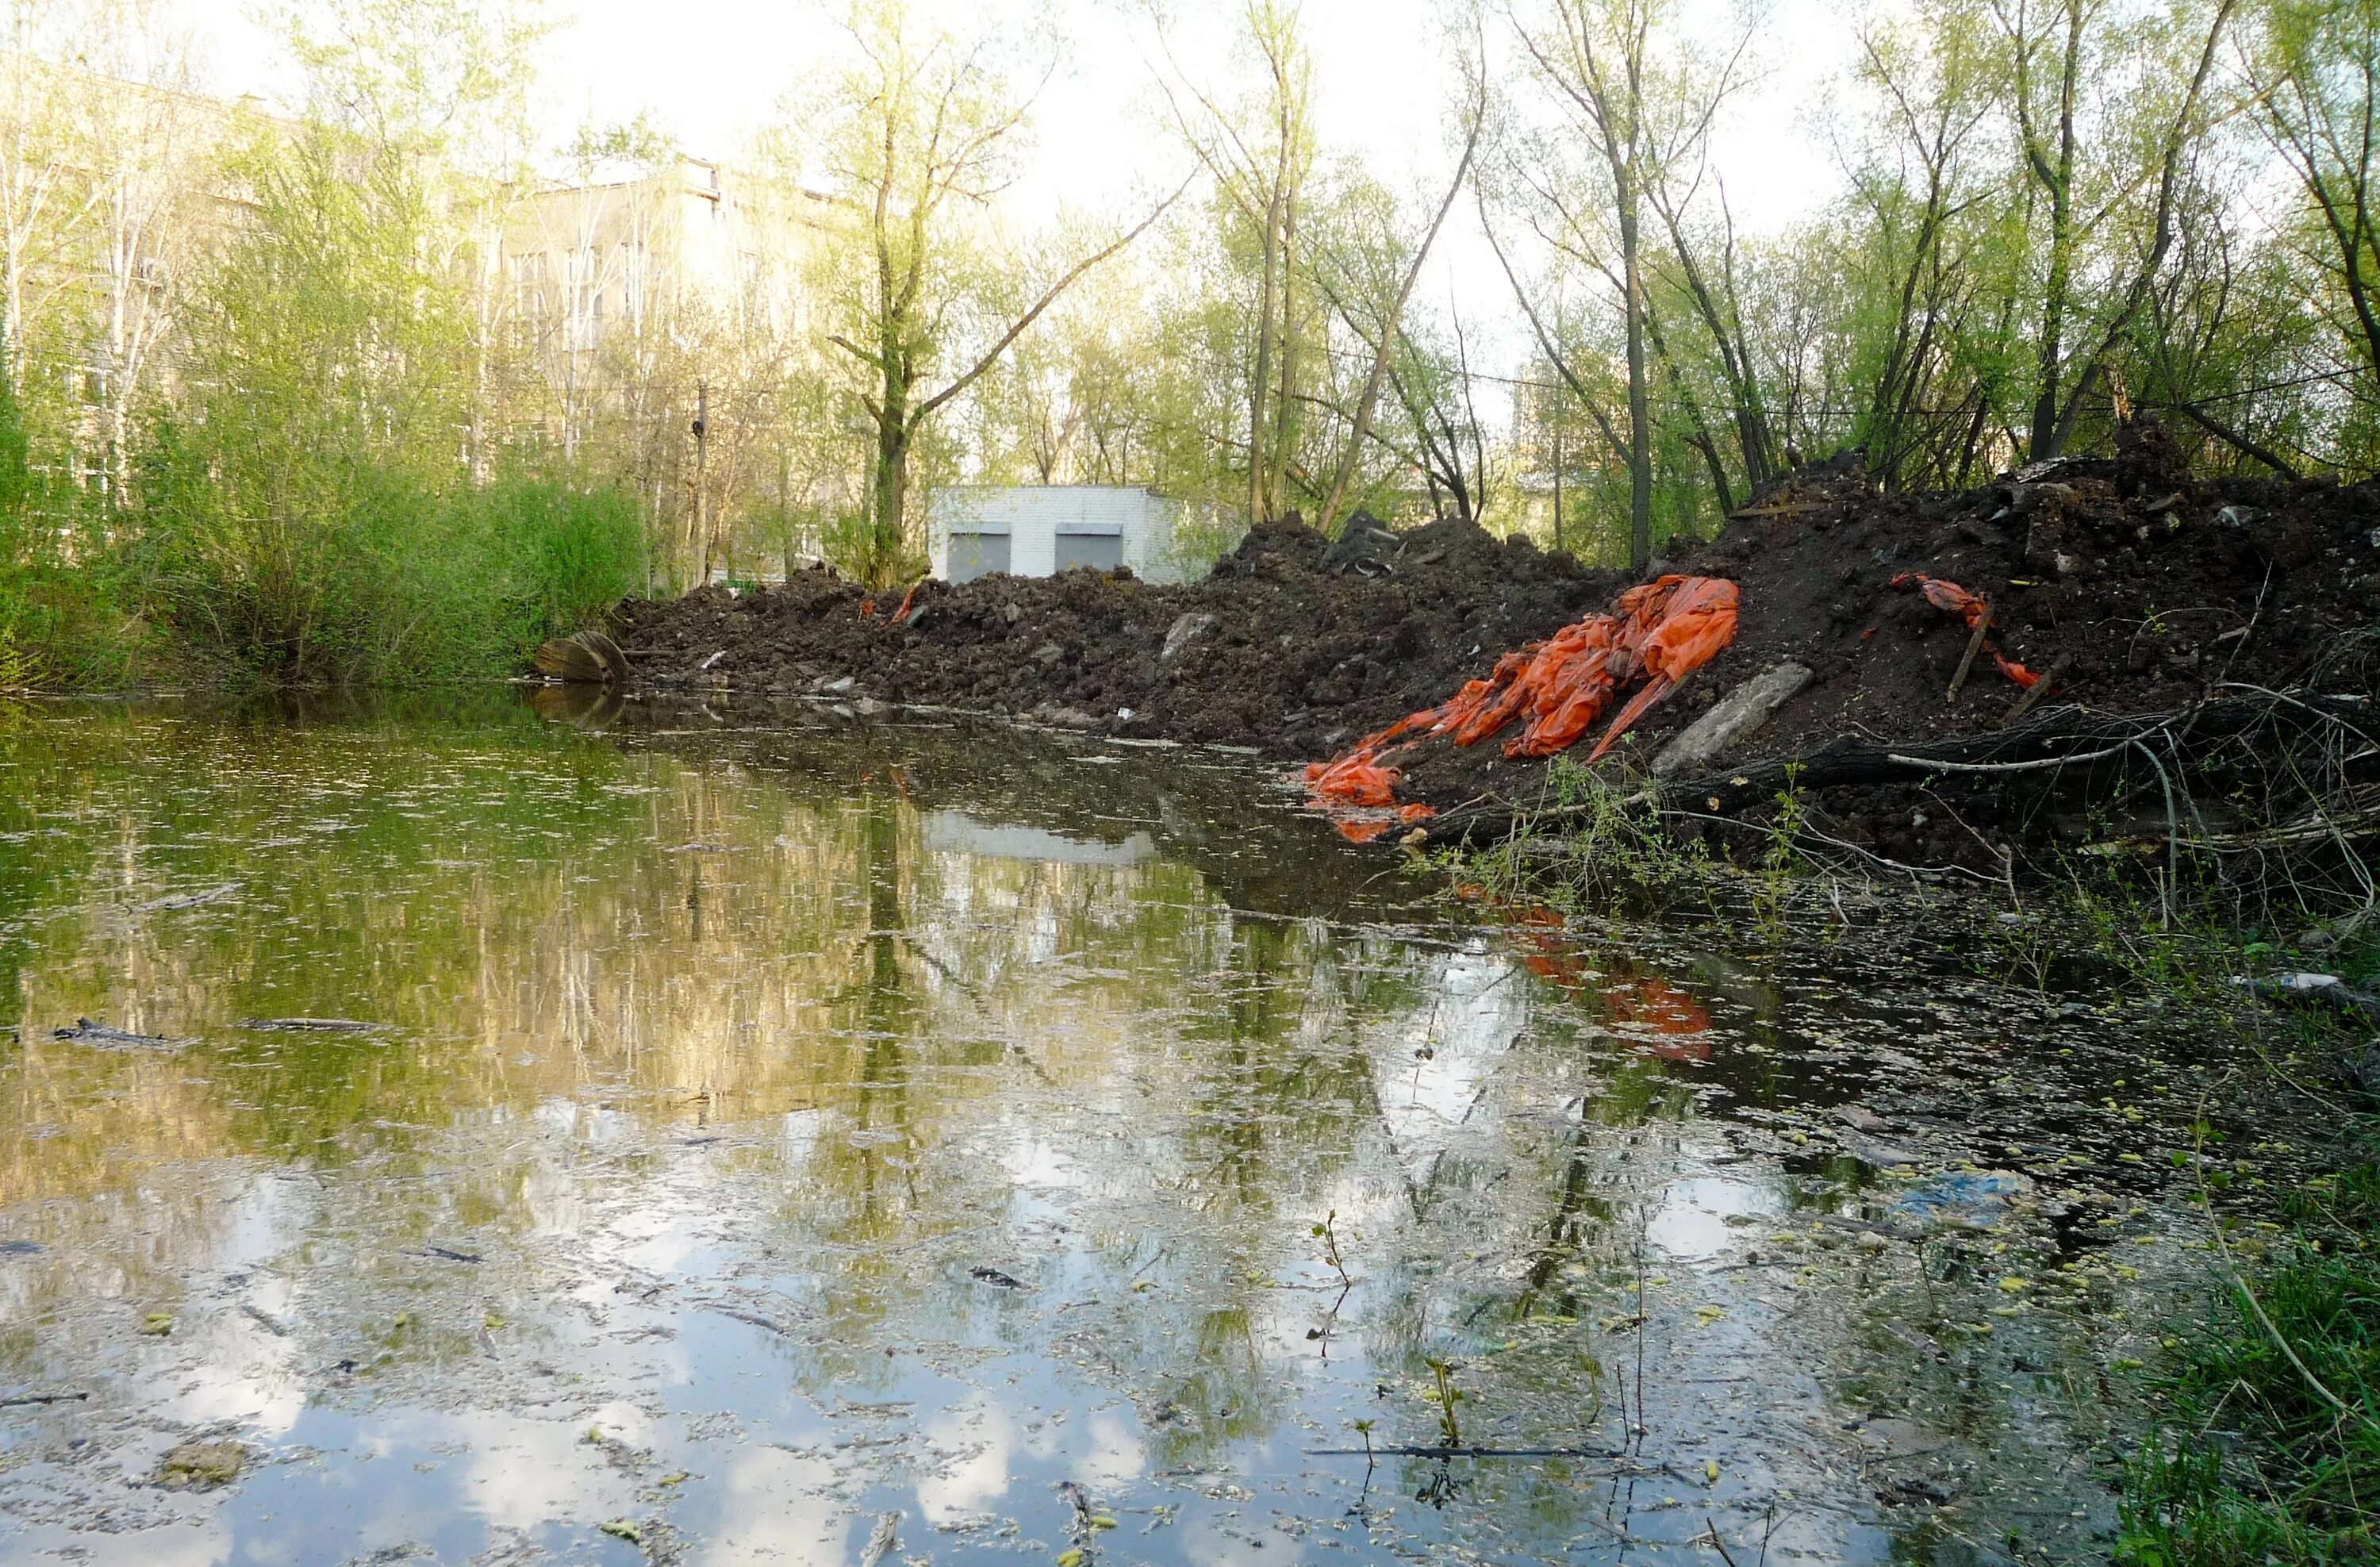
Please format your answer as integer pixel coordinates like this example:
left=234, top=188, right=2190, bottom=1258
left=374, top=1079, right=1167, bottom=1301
left=929, top=486, right=1194, bottom=584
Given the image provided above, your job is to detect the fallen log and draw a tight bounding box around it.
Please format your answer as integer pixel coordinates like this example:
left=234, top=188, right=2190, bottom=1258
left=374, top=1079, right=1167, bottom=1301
left=1430, top=689, right=2375, bottom=847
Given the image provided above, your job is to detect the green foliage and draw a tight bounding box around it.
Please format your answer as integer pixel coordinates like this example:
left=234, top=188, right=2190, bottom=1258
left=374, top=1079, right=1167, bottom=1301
left=0, top=327, right=29, bottom=531
left=134, top=124, right=470, bottom=681
left=0, top=557, right=142, bottom=692
left=2117, top=1132, right=2380, bottom=1565
left=466, top=472, right=645, bottom=647
left=125, top=122, right=639, bottom=684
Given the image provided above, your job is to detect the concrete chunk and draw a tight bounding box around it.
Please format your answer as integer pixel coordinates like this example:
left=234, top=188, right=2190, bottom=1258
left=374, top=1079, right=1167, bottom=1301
left=1652, top=661, right=1813, bottom=778
left=1160, top=613, right=1217, bottom=663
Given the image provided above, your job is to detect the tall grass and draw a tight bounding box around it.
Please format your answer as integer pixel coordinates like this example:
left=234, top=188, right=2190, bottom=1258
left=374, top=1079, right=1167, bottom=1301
left=2118, top=1127, right=2380, bottom=1565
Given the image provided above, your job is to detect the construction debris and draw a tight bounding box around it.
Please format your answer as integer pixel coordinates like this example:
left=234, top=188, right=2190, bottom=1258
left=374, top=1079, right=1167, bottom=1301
left=1652, top=661, right=1813, bottom=778
left=532, top=629, right=628, bottom=686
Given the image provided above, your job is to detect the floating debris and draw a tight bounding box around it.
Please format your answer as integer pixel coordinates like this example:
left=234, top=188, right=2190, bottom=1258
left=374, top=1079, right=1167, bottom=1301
left=154, top=1440, right=246, bottom=1491
left=52, top=1017, right=190, bottom=1050
left=859, top=1510, right=901, bottom=1566
left=234, top=1017, right=390, bottom=1034
left=135, top=883, right=242, bottom=912
left=1883, top=1170, right=2029, bottom=1235
left=413, top=1245, right=485, bottom=1265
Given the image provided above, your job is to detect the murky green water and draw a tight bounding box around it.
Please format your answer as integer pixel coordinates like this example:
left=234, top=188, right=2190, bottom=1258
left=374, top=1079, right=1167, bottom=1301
left=0, top=694, right=2278, bottom=1564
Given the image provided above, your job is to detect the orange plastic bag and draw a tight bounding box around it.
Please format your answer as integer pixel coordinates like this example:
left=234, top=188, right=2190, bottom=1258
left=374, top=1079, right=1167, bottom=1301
left=1891, top=573, right=2039, bottom=688
left=1587, top=577, right=1741, bottom=761
left=1303, top=751, right=1403, bottom=808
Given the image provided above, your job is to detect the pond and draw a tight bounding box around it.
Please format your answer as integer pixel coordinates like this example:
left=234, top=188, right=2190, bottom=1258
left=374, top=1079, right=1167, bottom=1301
left=0, top=693, right=2280, bottom=1565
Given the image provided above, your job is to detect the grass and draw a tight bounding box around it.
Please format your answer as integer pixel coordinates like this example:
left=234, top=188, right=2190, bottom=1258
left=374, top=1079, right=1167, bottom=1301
left=2117, top=1120, right=2380, bottom=1565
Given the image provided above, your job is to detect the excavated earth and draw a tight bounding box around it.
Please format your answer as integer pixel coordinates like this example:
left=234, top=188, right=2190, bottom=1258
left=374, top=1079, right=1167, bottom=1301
left=604, top=432, right=2380, bottom=867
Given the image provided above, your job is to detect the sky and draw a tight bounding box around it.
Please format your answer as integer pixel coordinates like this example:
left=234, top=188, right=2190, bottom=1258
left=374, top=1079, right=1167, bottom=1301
left=174, top=0, right=1875, bottom=386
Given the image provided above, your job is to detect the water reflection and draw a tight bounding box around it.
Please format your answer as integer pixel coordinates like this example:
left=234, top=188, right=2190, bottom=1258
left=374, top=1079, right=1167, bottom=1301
left=0, top=695, right=2247, bottom=1563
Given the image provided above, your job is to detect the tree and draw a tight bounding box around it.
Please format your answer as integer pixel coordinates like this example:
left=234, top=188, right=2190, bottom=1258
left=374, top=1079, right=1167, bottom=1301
left=2249, top=0, right=2380, bottom=460
left=144, top=120, right=475, bottom=675
left=1496, top=0, right=1749, bottom=568
left=1154, top=1, right=1323, bottom=524
left=1313, top=90, right=1482, bottom=535
left=1989, top=0, right=2238, bottom=459
left=71, top=0, right=205, bottom=504
left=804, top=0, right=1180, bottom=588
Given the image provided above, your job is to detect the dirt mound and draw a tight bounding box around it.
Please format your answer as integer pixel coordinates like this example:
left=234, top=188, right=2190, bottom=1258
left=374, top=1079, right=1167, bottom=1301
left=601, top=437, right=2379, bottom=866
left=610, top=513, right=1622, bottom=756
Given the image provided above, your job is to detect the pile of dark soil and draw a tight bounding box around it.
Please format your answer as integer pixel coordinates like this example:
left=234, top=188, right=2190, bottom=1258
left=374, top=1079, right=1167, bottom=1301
left=1399, top=436, right=2380, bottom=844
left=601, top=432, right=2379, bottom=866
left=610, top=513, right=1622, bottom=759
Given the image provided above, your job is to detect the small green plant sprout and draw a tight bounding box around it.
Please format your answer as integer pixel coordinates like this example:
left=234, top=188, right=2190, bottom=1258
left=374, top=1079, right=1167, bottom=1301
left=1314, top=1210, right=1353, bottom=1289
left=1423, top=1355, right=1463, bottom=1447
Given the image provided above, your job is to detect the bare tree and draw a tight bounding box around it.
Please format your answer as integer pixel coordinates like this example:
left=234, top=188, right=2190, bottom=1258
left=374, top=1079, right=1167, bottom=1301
left=1498, top=0, right=1749, bottom=567
left=811, top=0, right=1184, bottom=586
left=1151, top=1, right=1319, bottom=523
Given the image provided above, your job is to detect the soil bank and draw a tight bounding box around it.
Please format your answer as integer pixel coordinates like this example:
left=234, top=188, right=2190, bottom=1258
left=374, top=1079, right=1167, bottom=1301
left=604, top=436, right=2380, bottom=865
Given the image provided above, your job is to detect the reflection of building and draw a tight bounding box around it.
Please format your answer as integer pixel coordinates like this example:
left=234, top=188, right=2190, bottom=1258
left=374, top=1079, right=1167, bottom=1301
left=921, top=810, right=1155, bottom=867
left=930, top=485, right=1198, bottom=584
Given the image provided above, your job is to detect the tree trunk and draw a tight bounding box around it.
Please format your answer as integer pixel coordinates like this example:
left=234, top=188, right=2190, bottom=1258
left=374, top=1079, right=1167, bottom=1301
left=1249, top=175, right=1283, bottom=524
left=1619, top=181, right=1653, bottom=570
left=1269, top=186, right=1298, bottom=517
left=2022, top=3, right=2084, bottom=461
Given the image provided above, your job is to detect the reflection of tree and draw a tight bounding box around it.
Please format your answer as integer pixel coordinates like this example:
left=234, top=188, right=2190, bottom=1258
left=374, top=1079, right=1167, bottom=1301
left=846, top=787, right=919, bottom=1226
left=1176, top=921, right=1379, bottom=1218
left=0, top=704, right=1653, bottom=1515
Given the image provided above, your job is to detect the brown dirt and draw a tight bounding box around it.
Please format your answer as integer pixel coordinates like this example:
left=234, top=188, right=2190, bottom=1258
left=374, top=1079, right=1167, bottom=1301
left=601, top=428, right=2380, bottom=862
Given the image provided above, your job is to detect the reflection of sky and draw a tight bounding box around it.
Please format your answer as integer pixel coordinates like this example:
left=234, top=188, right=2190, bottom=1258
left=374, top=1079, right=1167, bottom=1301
left=1648, top=1169, right=1787, bottom=1263
left=0, top=711, right=2209, bottom=1566
left=1372, top=944, right=1528, bottom=1169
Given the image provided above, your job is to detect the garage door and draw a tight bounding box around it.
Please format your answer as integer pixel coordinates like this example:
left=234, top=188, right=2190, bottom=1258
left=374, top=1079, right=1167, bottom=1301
left=1054, top=528, right=1124, bottom=573
left=947, top=531, right=1011, bottom=582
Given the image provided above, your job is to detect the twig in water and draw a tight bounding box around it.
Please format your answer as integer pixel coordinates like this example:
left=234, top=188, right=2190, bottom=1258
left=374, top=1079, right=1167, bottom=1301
left=1315, top=1210, right=1353, bottom=1290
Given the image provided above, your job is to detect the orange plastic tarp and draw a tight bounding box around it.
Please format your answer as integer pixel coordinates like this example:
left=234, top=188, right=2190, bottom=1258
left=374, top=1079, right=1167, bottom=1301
left=1302, top=574, right=1740, bottom=824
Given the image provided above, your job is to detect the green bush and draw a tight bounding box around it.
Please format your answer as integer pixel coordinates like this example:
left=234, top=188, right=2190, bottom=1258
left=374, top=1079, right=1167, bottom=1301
left=136, top=447, right=643, bottom=686
left=0, top=559, right=142, bottom=691
left=470, top=472, right=644, bottom=649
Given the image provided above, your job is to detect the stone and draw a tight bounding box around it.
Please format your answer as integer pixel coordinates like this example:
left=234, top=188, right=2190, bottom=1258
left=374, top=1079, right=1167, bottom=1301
left=1651, top=662, right=1813, bottom=778
left=1159, top=613, right=1217, bottom=664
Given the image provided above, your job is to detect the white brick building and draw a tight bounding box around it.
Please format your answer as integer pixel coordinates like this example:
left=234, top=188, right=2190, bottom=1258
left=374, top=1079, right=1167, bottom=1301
left=928, top=486, right=1200, bottom=584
